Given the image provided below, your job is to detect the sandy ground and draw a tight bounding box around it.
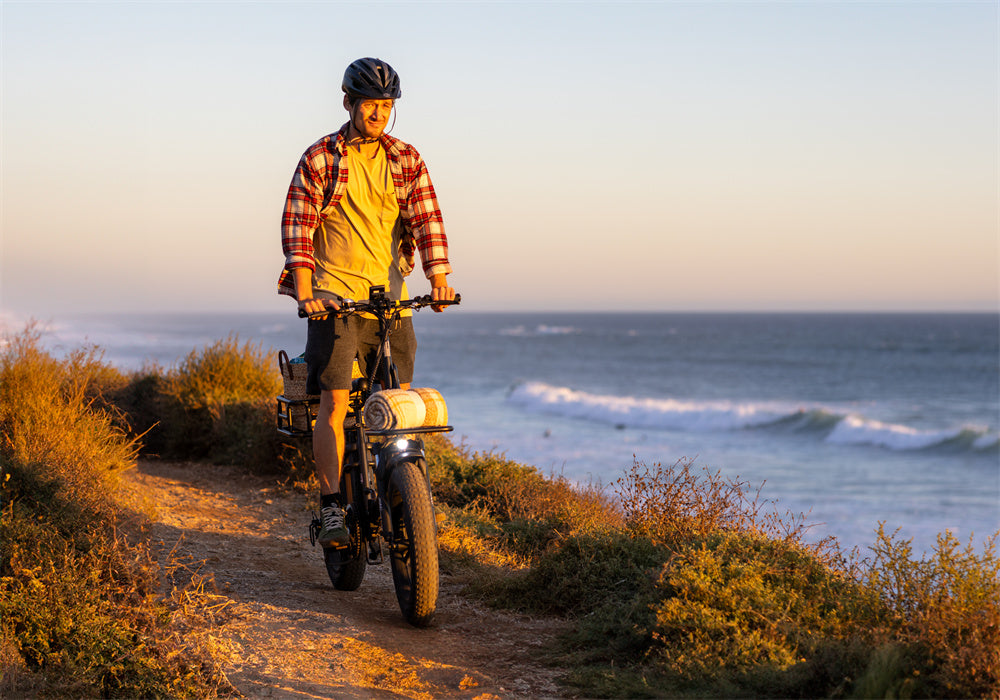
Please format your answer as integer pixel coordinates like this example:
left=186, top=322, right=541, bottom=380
left=126, top=459, right=571, bottom=699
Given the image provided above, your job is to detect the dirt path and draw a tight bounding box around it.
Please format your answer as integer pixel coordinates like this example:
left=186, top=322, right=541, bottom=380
left=127, top=460, right=570, bottom=699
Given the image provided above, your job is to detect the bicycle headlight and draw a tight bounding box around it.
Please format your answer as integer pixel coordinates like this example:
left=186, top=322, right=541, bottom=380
left=395, top=438, right=409, bottom=451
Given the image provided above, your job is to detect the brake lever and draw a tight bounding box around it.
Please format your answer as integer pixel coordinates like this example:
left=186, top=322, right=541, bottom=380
left=415, top=293, right=461, bottom=307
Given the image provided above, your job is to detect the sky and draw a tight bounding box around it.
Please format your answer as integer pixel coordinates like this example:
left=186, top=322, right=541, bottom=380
left=1, top=0, right=997, bottom=314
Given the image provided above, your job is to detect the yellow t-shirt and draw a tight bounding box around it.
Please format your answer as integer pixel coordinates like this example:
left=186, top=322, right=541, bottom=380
left=313, top=144, right=409, bottom=310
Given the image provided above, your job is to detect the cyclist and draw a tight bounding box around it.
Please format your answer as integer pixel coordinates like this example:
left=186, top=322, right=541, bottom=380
left=277, top=57, right=456, bottom=548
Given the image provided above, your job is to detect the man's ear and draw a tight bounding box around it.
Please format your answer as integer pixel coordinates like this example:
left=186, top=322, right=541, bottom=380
left=343, top=94, right=352, bottom=111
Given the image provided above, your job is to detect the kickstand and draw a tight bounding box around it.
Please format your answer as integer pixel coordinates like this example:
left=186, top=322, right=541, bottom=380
left=367, top=537, right=383, bottom=565
left=308, top=511, right=320, bottom=547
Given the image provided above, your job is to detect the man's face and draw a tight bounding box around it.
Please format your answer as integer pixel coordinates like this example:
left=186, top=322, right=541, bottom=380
left=346, top=97, right=394, bottom=139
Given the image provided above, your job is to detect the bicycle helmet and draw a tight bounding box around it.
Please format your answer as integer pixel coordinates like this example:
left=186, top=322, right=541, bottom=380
left=342, top=57, right=401, bottom=100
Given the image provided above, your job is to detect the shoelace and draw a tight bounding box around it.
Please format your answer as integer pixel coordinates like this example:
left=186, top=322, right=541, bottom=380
left=321, top=506, right=345, bottom=530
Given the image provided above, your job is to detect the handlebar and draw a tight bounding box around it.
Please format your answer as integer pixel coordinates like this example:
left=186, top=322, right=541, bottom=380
left=298, top=293, right=461, bottom=320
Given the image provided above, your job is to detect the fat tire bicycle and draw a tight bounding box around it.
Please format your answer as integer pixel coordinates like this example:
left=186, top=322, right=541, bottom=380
left=276, top=285, right=460, bottom=627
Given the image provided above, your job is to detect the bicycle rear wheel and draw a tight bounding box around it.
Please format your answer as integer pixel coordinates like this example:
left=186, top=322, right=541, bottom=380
left=324, top=461, right=367, bottom=591
left=386, top=460, right=439, bottom=626
left=323, top=505, right=366, bottom=590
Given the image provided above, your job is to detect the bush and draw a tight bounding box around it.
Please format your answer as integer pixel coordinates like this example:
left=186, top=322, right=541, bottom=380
left=433, top=451, right=1000, bottom=698
left=0, top=328, right=230, bottom=696
left=648, top=531, right=870, bottom=680
left=616, top=458, right=813, bottom=552
left=426, top=436, right=619, bottom=560
left=486, top=529, right=665, bottom=618
left=0, top=329, right=137, bottom=520
left=113, top=335, right=292, bottom=474
left=858, top=525, right=1000, bottom=698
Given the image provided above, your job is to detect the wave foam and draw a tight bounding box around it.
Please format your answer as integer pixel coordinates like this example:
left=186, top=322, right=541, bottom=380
left=499, top=324, right=579, bottom=337
left=506, top=382, right=997, bottom=453
left=508, top=382, right=793, bottom=432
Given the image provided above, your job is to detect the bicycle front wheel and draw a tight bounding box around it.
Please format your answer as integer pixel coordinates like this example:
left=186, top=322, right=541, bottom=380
left=386, top=460, right=439, bottom=627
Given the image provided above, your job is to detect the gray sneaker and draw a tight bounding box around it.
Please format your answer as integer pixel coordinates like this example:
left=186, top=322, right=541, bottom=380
left=318, top=505, right=350, bottom=548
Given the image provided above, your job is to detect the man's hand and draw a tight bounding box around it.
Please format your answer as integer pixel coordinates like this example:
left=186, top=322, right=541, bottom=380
left=298, top=297, right=339, bottom=320
left=430, top=274, right=455, bottom=313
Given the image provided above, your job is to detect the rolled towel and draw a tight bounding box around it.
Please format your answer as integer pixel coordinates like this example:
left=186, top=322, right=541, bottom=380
left=412, top=387, right=448, bottom=426
left=363, top=389, right=426, bottom=431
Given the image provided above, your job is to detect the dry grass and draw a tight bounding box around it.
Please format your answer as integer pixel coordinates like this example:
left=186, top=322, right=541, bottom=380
left=0, top=327, right=234, bottom=697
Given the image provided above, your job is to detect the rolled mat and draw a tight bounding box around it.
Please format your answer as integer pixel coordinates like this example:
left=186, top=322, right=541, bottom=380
left=363, top=389, right=427, bottom=431
left=411, top=387, right=448, bottom=426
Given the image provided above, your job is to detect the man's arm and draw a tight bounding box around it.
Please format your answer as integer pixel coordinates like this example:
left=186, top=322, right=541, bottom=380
left=279, top=136, right=339, bottom=298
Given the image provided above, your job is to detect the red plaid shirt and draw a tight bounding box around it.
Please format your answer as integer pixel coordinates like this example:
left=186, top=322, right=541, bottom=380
left=278, top=123, right=452, bottom=297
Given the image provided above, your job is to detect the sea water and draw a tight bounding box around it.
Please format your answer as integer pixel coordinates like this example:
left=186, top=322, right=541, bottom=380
left=10, top=310, right=998, bottom=556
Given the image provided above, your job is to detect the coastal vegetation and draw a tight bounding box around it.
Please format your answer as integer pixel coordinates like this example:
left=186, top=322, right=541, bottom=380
left=1, top=328, right=997, bottom=697
left=0, top=328, right=232, bottom=697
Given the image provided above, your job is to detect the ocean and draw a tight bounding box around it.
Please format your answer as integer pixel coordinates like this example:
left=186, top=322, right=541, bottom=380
left=11, top=309, right=999, bottom=557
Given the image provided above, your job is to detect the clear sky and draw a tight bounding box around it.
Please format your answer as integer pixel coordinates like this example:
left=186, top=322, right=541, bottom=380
left=2, top=0, right=997, bottom=314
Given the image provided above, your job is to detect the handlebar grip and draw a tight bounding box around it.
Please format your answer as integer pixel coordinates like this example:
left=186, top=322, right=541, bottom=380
left=424, top=294, right=461, bottom=306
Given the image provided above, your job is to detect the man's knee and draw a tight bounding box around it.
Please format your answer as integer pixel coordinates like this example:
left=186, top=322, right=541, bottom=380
left=318, top=390, right=350, bottom=424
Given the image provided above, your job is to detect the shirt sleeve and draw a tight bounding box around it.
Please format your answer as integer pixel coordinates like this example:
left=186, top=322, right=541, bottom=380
left=403, top=152, right=452, bottom=280
left=281, top=152, right=327, bottom=272
left=277, top=146, right=330, bottom=296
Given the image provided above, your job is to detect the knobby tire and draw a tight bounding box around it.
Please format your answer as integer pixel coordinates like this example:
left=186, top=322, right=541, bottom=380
left=324, top=465, right=367, bottom=591
left=387, top=460, right=439, bottom=627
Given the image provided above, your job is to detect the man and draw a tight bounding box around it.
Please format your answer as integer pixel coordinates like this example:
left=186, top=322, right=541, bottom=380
left=278, top=57, right=455, bottom=547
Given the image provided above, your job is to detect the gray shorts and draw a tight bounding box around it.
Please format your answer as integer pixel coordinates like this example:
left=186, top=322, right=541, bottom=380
left=305, top=315, right=416, bottom=393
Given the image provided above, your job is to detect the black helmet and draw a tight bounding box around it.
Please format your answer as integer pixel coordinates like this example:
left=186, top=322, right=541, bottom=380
left=342, top=57, right=401, bottom=100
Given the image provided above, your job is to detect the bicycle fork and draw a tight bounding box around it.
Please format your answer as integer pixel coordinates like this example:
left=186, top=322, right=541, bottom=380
left=376, top=438, right=435, bottom=534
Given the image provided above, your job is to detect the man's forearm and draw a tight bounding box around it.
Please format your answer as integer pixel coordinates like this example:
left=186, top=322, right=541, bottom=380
left=293, top=268, right=313, bottom=302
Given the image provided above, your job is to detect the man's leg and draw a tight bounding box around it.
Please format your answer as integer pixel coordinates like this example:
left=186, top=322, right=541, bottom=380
left=314, top=388, right=351, bottom=546
left=313, top=388, right=350, bottom=495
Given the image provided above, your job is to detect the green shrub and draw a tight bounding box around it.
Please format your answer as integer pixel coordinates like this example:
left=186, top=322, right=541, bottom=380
left=648, top=531, right=869, bottom=680
left=170, top=334, right=281, bottom=408
left=486, top=529, right=665, bottom=618
left=426, top=436, right=619, bottom=560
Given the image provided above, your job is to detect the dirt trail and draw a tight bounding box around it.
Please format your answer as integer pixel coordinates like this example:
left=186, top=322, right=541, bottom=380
left=127, top=460, right=569, bottom=699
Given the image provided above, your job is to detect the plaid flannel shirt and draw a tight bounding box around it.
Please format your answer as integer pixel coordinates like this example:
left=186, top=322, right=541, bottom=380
left=278, top=123, right=452, bottom=297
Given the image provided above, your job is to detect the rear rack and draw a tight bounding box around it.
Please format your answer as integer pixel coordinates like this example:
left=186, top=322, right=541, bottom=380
left=276, top=395, right=320, bottom=438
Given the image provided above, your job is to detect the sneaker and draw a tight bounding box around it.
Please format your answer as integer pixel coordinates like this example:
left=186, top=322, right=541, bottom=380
left=317, top=505, right=350, bottom=548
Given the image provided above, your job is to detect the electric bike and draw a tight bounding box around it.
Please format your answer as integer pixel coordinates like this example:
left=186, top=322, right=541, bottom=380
left=276, top=285, right=459, bottom=626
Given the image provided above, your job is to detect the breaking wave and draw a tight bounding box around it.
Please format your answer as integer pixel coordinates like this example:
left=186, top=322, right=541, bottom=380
left=506, top=381, right=998, bottom=454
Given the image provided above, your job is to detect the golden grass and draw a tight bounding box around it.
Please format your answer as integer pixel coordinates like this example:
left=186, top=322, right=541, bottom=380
left=0, top=327, right=233, bottom=697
